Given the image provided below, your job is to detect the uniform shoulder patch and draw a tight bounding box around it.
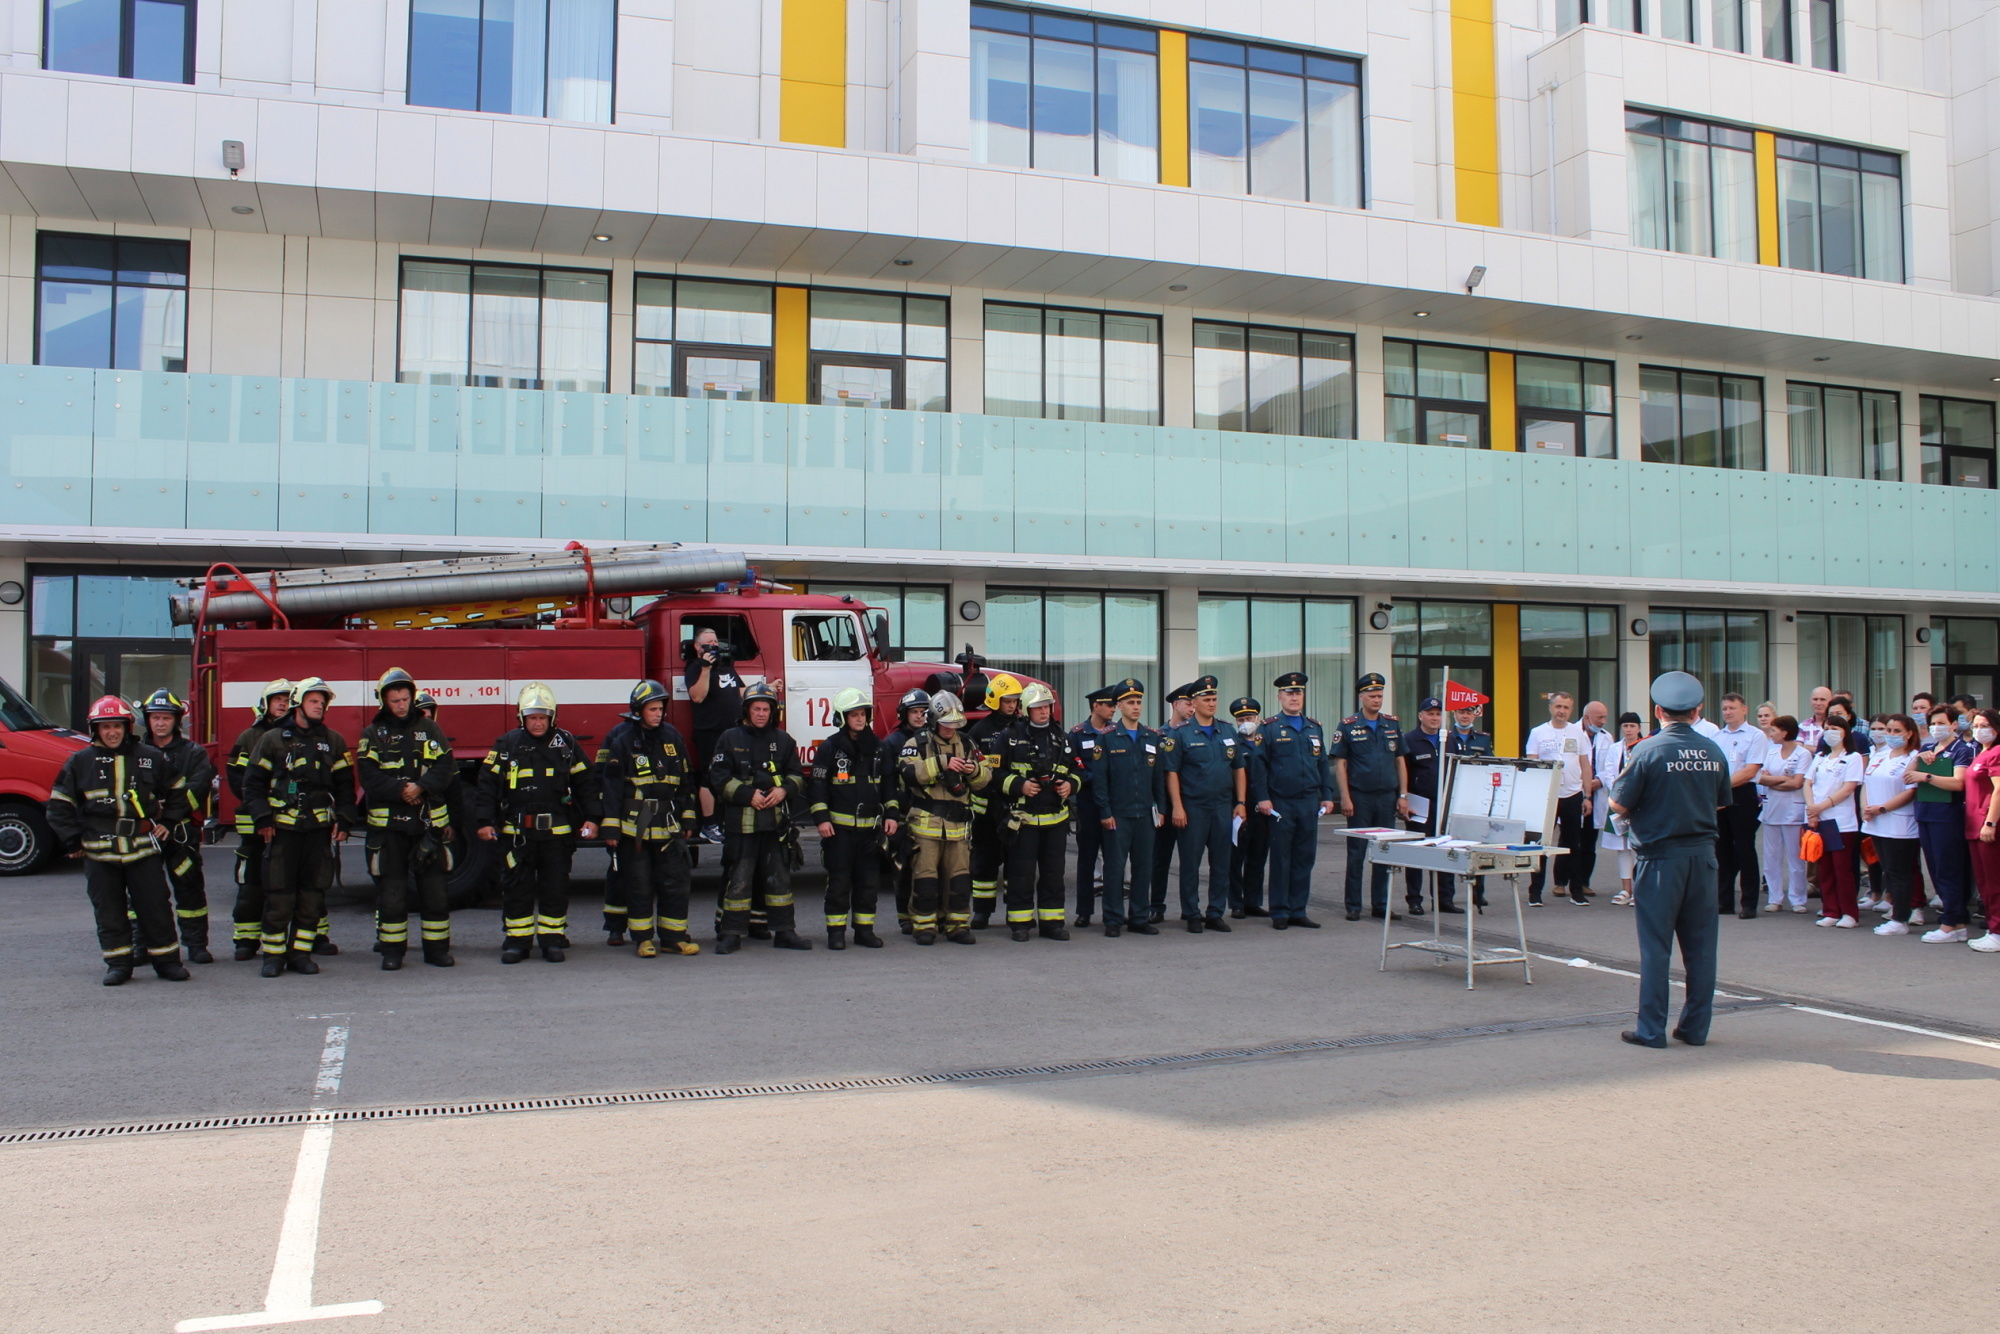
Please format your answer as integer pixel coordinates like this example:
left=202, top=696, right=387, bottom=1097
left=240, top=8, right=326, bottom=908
left=1160, top=737, right=1176, bottom=751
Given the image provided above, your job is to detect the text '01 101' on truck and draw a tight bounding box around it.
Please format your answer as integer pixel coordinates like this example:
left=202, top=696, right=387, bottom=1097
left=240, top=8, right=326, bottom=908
left=170, top=543, right=1050, bottom=902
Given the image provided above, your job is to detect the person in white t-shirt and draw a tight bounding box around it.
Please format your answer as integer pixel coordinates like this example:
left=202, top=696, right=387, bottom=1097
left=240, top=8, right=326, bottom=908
left=1524, top=692, right=1594, bottom=907
left=1755, top=715, right=1813, bottom=911
left=1805, top=721, right=1865, bottom=928
left=1862, top=714, right=1924, bottom=935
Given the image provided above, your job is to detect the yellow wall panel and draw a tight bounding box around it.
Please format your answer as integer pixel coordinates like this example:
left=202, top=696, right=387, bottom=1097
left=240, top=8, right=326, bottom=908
left=780, top=0, right=847, bottom=148
left=1488, top=350, right=1516, bottom=451
left=1493, top=603, right=1521, bottom=757
left=775, top=286, right=810, bottom=404
left=1449, top=0, right=1501, bottom=227
left=1755, top=131, right=1781, bottom=266
left=1158, top=30, right=1190, bottom=187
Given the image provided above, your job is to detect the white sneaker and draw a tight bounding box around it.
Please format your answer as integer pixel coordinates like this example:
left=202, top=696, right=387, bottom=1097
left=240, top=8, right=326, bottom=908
left=1835, top=915, right=1859, bottom=928
left=1873, top=920, right=1909, bottom=936
left=1970, top=933, right=2000, bottom=953
left=1856, top=895, right=1879, bottom=912
left=1873, top=900, right=1895, bottom=915
left=1763, top=901, right=1783, bottom=913
left=1790, top=903, right=1813, bottom=913
left=1815, top=916, right=1838, bottom=927
left=1911, top=909, right=1926, bottom=926
left=1922, top=927, right=1969, bottom=943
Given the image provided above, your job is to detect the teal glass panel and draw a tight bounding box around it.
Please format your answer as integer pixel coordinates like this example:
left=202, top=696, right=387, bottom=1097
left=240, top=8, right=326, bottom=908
left=1774, top=470, right=1825, bottom=587
left=1152, top=428, right=1222, bottom=562
left=707, top=402, right=788, bottom=545
left=91, top=370, right=187, bottom=528
left=865, top=411, right=943, bottom=551
left=1725, top=471, right=1778, bottom=581
left=1909, top=488, right=1958, bottom=589
left=541, top=393, right=626, bottom=541
left=457, top=387, right=545, bottom=538
left=1676, top=468, right=1732, bottom=581
left=186, top=373, right=279, bottom=533
left=1404, top=446, right=1467, bottom=570
left=0, top=368, right=104, bottom=524
left=1335, top=441, right=1405, bottom=566
left=1012, top=419, right=1088, bottom=556
left=1284, top=436, right=1347, bottom=565
left=1628, top=463, right=1683, bottom=580
left=1865, top=479, right=1913, bottom=588
left=939, top=414, right=1016, bottom=553
left=1087, top=424, right=1155, bottom=557
left=625, top=394, right=709, bottom=543
left=788, top=405, right=868, bottom=548
left=1462, top=451, right=1522, bottom=570
left=369, top=384, right=460, bottom=535
left=1574, top=462, right=1629, bottom=577
left=1520, top=456, right=1578, bottom=575
left=277, top=380, right=367, bottom=536
left=1219, top=430, right=1285, bottom=564
left=1953, top=490, right=2000, bottom=593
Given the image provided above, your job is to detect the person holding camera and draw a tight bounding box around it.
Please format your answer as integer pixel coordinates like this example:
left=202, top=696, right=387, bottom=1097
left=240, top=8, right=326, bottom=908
left=684, top=626, right=744, bottom=844
left=356, top=668, right=458, bottom=970
left=898, top=692, right=995, bottom=945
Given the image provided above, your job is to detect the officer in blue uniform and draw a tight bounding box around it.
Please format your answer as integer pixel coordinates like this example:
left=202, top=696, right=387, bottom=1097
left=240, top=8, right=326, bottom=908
left=1608, top=671, right=1731, bottom=1049
left=1068, top=685, right=1117, bottom=927
left=1090, top=679, right=1166, bottom=938
left=1249, top=672, right=1336, bottom=929
left=1148, top=681, right=1195, bottom=924
left=1333, top=672, right=1410, bottom=921
left=1227, top=697, right=1271, bottom=918
left=1163, top=678, right=1247, bottom=932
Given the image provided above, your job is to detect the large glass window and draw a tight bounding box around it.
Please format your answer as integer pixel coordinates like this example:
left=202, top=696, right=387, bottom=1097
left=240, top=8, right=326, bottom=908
left=986, top=588, right=1161, bottom=723
left=44, top=0, right=193, bottom=82
left=1188, top=37, right=1363, bottom=207
left=983, top=302, right=1160, bottom=425
left=1391, top=602, right=1494, bottom=724
left=1520, top=605, right=1621, bottom=738
left=1809, top=0, right=1837, bottom=70
left=1777, top=136, right=1902, bottom=282
left=970, top=4, right=1158, bottom=183
left=1198, top=596, right=1355, bottom=712
left=1640, top=367, right=1763, bottom=470
left=1797, top=613, right=1901, bottom=718
left=1920, top=396, right=1996, bottom=490
left=1786, top=383, right=1898, bottom=481
left=408, top=0, right=616, bottom=123
left=1559, top=1, right=1641, bottom=30
left=1626, top=110, right=1758, bottom=262
left=29, top=569, right=194, bottom=730
left=1385, top=341, right=1489, bottom=450
left=1193, top=322, right=1354, bottom=438
left=809, top=290, right=951, bottom=412
left=36, top=232, right=187, bottom=372
left=1711, top=1, right=1792, bottom=59
left=633, top=277, right=773, bottom=401
left=797, top=583, right=948, bottom=662
left=1516, top=355, right=1615, bottom=458
left=1932, top=617, right=1999, bottom=710
left=1649, top=609, right=1767, bottom=705
left=398, top=259, right=608, bottom=392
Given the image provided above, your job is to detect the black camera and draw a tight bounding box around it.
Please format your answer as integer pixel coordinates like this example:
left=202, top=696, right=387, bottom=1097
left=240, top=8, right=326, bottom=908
left=682, top=638, right=735, bottom=663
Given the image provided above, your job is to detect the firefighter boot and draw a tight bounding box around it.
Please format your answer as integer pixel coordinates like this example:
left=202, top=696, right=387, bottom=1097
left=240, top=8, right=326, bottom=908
left=380, top=947, right=404, bottom=971
left=422, top=941, right=455, bottom=968
left=153, top=955, right=192, bottom=981
left=287, top=952, right=320, bottom=975
left=946, top=928, right=978, bottom=945
left=312, top=935, right=339, bottom=956
left=635, top=939, right=659, bottom=958
left=260, top=955, right=286, bottom=978
left=970, top=911, right=992, bottom=930
left=1010, top=925, right=1033, bottom=942
left=1039, top=921, right=1071, bottom=941
left=233, top=941, right=258, bottom=961
left=826, top=926, right=847, bottom=951
left=747, top=925, right=773, bottom=941
left=852, top=926, right=884, bottom=948
left=500, top=941, right=533, bottom=964
left=540, top=942, right=566, bottom=962
left=102, top=963, right=133, bottom=986
left=772, top=929, right=813, bottom=951
left=714, top=933, right=742, bottom=955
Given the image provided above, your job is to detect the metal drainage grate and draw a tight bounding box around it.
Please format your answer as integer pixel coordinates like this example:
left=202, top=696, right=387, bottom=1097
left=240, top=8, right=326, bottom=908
left=2, top=1005, right=1748, bottom=1147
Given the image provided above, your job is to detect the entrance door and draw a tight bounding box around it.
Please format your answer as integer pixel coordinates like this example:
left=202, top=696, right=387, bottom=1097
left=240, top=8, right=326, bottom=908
left=1947, top=672, right=1996, bottom=710
left=1941, top=449, right=1995, bottom=490
left=1420, top=400, right=1488, bottom=450
left=813, top=354, right=902, bottom=409
left=1520, top=410, right=1582, bottom=457
left=1522, top=663, right=1589, bottom=747
left=60, top=640, right=189, bottom=727
left=676, top=347, right=770, bottom=401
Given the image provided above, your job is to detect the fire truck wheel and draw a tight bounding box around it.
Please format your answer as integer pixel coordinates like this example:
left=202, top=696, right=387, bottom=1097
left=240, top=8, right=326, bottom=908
left=447, top=829, right=498, bottom=909
left=0, top=802, right=56, bottom=876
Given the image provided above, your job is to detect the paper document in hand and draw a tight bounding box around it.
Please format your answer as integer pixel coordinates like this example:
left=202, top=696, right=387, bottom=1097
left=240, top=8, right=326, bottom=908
left=1231, top=814, right=1244, bottom=846
left=1404, top=794, right=1430, bottom=823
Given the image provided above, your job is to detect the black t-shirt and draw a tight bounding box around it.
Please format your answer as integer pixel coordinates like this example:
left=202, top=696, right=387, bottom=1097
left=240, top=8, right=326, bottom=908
left=684, top=655, right=744, bottom=733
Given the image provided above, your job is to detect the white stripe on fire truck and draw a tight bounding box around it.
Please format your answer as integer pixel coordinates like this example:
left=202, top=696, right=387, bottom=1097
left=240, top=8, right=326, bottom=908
left=219, top=679, right=638, bottom=710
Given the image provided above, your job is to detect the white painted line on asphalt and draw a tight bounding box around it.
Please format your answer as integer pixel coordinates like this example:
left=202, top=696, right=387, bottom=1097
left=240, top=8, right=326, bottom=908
left=1532, top=953, right=1760, bottom=1000
left=1788, top=1006, right=2000, bottom=1053
left=174, top=1028, right=383, bottom=1332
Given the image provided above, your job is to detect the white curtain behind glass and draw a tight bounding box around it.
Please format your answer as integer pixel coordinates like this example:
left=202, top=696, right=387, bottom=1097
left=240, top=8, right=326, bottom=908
left=547, top=0, right=615, bottom=123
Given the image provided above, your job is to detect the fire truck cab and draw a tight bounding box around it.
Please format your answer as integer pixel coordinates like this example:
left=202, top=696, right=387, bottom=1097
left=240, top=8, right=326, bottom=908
left=0, top=675, right=89, bottom=875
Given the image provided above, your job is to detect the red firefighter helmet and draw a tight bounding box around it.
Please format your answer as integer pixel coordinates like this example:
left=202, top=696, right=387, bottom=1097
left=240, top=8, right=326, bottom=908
left=87, top=695, right=136, bottom=729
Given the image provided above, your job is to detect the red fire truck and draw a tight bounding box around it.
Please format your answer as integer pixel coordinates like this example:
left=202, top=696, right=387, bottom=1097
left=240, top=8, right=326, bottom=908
left=0, top=677, right=89, bottom=875
left=174, top=544, right=1043, bottom=900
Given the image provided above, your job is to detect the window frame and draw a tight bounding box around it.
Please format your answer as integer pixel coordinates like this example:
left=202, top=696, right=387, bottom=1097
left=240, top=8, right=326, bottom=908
left=1796, top=611, right=1902, bottom=718
left=1560, top=1, right=1643, bottom=31
left=1197, top=593, right=1357, bottom=713
left=34, top=230, right=190, bottom=373
left=1624, top=107, right=1760, bottom=263
left=405, top=0, right=618, bottom=124
left=1639, top=365, right=1765, bottom=471
left=1184, top=32, right=1367, bottom=208
left=969, top=3, right=1161, bottom=183
left=985, top=586, right=1164, bottom=725
left=1648, top=607, right=1769, bottom=706
left=43, top=0, right=195, bottom=83
left=1774, top=133, right=1903, bottom=283
left=1384, top=338, right=1492, bottom=451
left=981, top=300, right=1163, bottom=425
left=1918, top=395, right=1998, bottom=490
left=1514, top=353, right=1617, bottom=458
left=796, top=582, right=949, bottom=662
left=633, top=273, right=775, bottom=401
left=394, top=256, right=613, bottom=393
left=1191, top=319, right=1357, bottom=439
left=806, top=287, right=952, bottom=412
left=1785, top=381, right=1900, bottom=481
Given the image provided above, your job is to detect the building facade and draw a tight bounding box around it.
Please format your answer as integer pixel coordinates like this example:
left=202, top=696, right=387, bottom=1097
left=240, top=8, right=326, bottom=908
left=3, top=0, right=2000, bottom=747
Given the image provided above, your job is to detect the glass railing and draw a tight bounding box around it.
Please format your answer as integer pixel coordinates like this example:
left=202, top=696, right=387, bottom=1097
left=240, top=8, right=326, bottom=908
left=2, top=365, right=1991, bottom=592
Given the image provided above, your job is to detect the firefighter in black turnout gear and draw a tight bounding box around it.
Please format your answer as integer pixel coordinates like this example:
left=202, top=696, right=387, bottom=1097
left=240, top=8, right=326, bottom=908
left=880, top=688, right=929, bottom=934
left=809, top=686, right=885, bottom=951
left=709, top=682, right=809, bottom=954
left=225, top=679, right=293, bottom=959
left=47, top=695, right=190, bottom=985
left=241, top=678, right=359, bottom=977
left=355, top=668, right=457, bottom=970
left=599, top=680, right=700, bottom=958
left=593, top=709, right=635, bottom=946
left=477, top=682, right=602, bottom=963
left=966, top=674, right=1024, bottom=928
left=993, top=682, right=1081, bottom=941
left=140, top=690, right=216, bottom=963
